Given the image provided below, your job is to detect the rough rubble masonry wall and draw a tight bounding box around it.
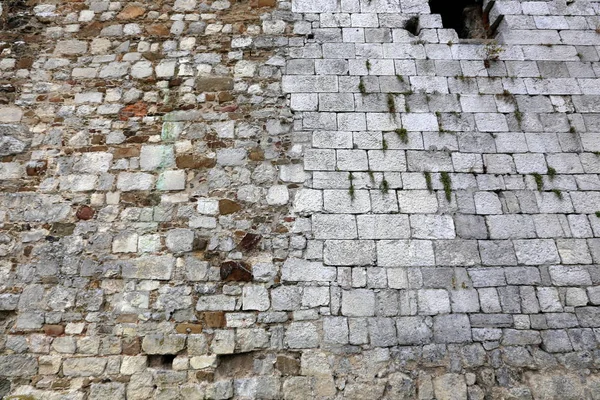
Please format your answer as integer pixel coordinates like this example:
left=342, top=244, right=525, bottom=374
left=1, top=0, right=600, bottom=398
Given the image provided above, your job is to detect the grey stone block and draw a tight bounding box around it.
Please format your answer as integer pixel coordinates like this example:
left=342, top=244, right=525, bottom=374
left=341, top=289, right=375, bottom=317
left=433, top=314, right=472, bottom=343
left=418, top=289, right=451, bottom=315
left=323, top=317, right=349, bottom=345
left=377, top=240, right=435, bottom=267
left=368, top=317, right=398, bottom=347
left=450, top=290, right=480, bottom=313
left=285, top=322, right=319, bottom=349
left=541, top=330, right=573, bottom=353
left=324, top=240, right=375, bottom=266
left=357, top=214, right=410, bottom=239
left=434, top=240, right=481, bottom=266
left=396, top=316, right=432, bottom=345
left=480, top=240, right=518, bottom=266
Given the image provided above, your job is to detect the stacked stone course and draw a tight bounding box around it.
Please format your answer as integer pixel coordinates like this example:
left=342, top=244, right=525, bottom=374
left=2, top=0, right=600, bottom=398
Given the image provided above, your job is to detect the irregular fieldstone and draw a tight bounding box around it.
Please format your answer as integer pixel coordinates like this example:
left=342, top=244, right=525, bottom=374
left=142, top=334, right=186, bottom=354
left=117, top=5, right=145, bottom=20
left=275, top=355, right=300, bottom=376
left=219, top=199, right=241, bottom=215
left=433, top=374, right=467, bottom=400
left=238, top=233, right=262, bottom=251
left=76, top=205, right=95, bottom=220
left=0, top=124, right=30, bottom=155
left=0, top=355, right=37, bottom=377
left=196, top=76, right=234, bottom=92
left=220, top=261, right=253, bottom=282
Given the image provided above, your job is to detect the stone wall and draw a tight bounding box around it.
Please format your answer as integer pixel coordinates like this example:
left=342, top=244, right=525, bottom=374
left=1, top=0, right=600, bottom=398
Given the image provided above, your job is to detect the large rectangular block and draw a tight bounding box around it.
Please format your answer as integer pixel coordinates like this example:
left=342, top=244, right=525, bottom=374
left=313, top=214, right=357, bottom=239
left=368, top=150, right=407, bottom=171
left=397, top=190, right=438, bottom=213
left=357, top=214, right=410, bottom=239
left=292, top=0, right=339, bottom=12
left=342, top=289, right=375, bottom=317
left=319, top=93, right=355, bottom=112
left=514, top=239, right=560, bottom=265
left=434, top=240, right=481, bottom=266
left=410, top=215, right=455, bottom=239
left=324, top=240, right=376, bottom=266
left=324, top=190, right=371, bottom=213
left=487, top=215, right=536, bottom=239
left=377, top=240, right=435, bottom=267
left=122, top=255, right=174, bottom=280
left=282, top=76, right=338, bottom=93
left=281, top=258, right=336, bottom=282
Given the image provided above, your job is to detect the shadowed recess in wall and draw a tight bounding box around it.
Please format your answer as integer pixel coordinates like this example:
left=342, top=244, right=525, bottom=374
left=428, top=0, right=490, bottom=39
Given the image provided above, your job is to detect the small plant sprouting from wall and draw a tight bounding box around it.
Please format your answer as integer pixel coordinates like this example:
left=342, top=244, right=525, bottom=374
left=359, top=77, right=366, bottom=94
left=440, top=172, right=452, bottom=202
left=387, top=93, right=396, bottom=114
left=435, top=111, right=445, bottom=133
left=552, top=189, right=563, bottom=200
left=380, top=178, right=389, bottom=194
left=366, top=60, right=371, bottom=72
left=348, top=172, right=355, bottom=200
left=532, top=173, right=544, bottom=191
left=424, top=171, right=433, bottom=193
left=368, top=170, right=375, bottom=184
left=482, top=41, right=504, bottom=68
left=395, top=128, right=408, bottom=144
left=547, top=167, right=556, bottom=180
left=595, top=211, right=600, bottom=218
left=396, top=75, right=405, bottom=83
left=382, top=138, right=388, bottom=151
left=514, top=110, right=523, bottom=129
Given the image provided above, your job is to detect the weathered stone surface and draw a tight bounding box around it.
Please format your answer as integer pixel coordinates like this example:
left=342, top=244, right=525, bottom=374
left=220, top=261, right=253, bottom=282
left=141, top=334, right=186, bottom=354
left=0, top=124, right=30, bottom=156
left=0, top=355, right=37, bottom=377
left=122, top=255, right=175, bottom=280
left=0, top=0, right=599, bottom=398
left=63, top=358, right=106, bottom=376
left=196, top=77, right=234, bottom=92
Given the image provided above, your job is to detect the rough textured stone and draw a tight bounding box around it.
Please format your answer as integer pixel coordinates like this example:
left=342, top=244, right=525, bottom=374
left=0, top=0, right=599, bottom=398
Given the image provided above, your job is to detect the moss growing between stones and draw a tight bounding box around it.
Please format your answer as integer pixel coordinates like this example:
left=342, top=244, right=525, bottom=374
left=440, top=171, right=452, bottom=202
left=532, top=173, right=544, bottom=191
left=547, top=167, right=556, bottom=180
left=424, top=171, right=433, bottom=193
left=514, top=110, right=523, bottom=129
left=435, top=111, right=445, bottom=132
left=368, top=170, right=375, bottom=184
left=358, top=77, right=366, bottom=95
left=387, top=93, right=396, bottom=114
left=395, top=128, right=408, bottom=144
left=348, top=172, right=355, bottom=200
left=379, top=178, right=389, bottom=194
left=552, top=189, right=563, bottom=200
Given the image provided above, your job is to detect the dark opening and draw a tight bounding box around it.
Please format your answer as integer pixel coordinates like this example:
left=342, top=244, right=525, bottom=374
left=429, top=0, right=490, bottom=39
left=404, top=16, right=420, bottom=36
left=148, top=354, right=176, bottom=369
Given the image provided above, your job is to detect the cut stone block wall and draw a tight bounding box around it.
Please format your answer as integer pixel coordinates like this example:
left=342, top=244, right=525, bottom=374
left=1, top=0, right=600, bottom=398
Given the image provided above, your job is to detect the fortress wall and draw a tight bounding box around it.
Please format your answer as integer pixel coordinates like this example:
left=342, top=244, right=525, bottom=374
left=1, top=0, right=600, bottom=398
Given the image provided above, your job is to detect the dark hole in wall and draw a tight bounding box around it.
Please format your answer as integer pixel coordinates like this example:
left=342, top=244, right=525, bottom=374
left=404, top=16, right=420, bottom=36
left=148, top=354, right=176, bottom=369
left=429, top=0, right=490, bottom=39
